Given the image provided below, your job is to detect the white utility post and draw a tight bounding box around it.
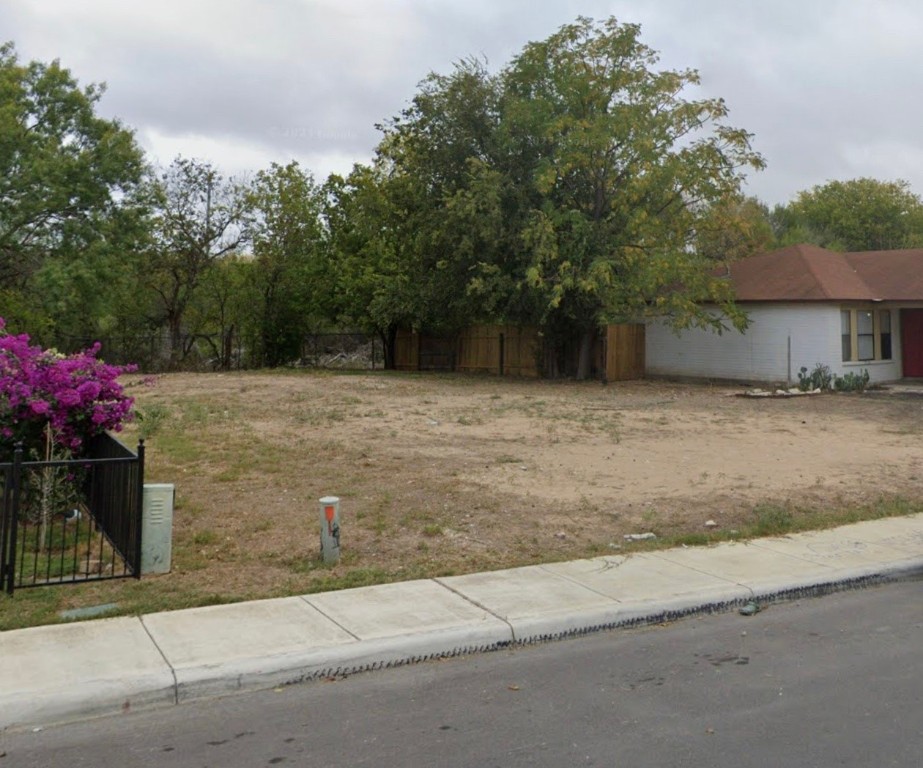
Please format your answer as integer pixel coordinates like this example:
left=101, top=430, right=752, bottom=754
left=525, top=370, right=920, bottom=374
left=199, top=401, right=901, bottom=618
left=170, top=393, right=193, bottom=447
left=319, top=495, right=340, bottom=564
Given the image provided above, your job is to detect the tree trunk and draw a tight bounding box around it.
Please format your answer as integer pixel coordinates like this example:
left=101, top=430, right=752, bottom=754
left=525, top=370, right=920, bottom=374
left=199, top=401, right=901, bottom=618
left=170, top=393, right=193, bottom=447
left=543, top=339, right=560, bottom=379
left=222, top=324, right=235, bottom=370
left=167, top=312, right=184, bottom=369
left=575, top=327, right=596, bottom=381
left=380, top=326, right=398, bottom=370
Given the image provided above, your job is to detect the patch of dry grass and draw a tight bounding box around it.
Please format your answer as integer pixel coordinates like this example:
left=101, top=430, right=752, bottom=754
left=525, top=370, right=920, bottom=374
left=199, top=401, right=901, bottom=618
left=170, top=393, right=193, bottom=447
left=2, top=371, right=922, bottom=630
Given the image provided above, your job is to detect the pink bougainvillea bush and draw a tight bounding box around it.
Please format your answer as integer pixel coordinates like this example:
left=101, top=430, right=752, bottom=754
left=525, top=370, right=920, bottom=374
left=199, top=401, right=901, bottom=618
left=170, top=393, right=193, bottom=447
left=0, top=317, right=137, bottom=458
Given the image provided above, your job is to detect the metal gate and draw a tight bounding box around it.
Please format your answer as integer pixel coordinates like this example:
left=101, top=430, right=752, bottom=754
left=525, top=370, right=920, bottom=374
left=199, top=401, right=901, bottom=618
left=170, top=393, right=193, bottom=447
left=0, top=434, right=144, bottom=595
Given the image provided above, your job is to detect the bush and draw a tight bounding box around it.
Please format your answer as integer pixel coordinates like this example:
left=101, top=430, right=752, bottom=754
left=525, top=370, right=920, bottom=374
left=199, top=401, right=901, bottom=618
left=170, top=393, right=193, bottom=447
left=797, top=363, right=833, bottom=392
left=834, top=369, right=870, bottom=393
left=798, top=363, right=871, bottom=394
left=0, top=317, right=136, bottom=457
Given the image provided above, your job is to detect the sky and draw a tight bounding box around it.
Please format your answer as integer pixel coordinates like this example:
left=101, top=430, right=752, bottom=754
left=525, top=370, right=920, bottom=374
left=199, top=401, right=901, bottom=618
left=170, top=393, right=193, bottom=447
left=3, top=0, right=922, bottom=206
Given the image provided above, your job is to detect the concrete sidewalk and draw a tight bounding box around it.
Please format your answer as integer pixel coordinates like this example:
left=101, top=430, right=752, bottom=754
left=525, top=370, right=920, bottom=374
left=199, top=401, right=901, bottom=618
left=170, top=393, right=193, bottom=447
left=2, top=514, right=922, bottom=731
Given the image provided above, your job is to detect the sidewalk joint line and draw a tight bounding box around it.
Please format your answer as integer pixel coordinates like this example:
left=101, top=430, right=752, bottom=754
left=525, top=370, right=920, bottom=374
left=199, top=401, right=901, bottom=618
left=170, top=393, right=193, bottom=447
left=431, top=578, right=517, bottom=643
left=138, top=616, right=179, bottom=706
left=536, top=563, right=625, bottom=602
left=297, top=595, right=361, bottom=641
left=647, top=550, right=756, bottom=598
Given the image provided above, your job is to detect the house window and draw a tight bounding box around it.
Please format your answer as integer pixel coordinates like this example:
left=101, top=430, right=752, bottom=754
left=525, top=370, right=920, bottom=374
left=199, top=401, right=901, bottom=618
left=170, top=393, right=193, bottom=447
left=857, top=311, right=874, bottom=360
left=880, top=310, right=892, bottom=359
left=841, top=310, right=851, bottom=362
left=841, top=308, right=892, bottom=362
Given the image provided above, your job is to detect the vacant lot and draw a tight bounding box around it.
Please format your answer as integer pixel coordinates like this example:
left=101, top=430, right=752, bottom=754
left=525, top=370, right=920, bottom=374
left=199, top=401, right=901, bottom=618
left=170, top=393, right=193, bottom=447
left=4, top=371, right=923, bottom=628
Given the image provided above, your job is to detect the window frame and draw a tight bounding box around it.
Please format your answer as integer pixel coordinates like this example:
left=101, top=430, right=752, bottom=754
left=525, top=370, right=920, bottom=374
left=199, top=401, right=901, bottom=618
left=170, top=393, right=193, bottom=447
left=840, top=307, right=892, bottom=363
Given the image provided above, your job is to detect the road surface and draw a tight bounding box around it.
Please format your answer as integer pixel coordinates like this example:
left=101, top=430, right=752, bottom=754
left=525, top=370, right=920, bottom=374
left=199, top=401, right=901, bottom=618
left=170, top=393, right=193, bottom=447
left=2, top=578, right=921, bottom=767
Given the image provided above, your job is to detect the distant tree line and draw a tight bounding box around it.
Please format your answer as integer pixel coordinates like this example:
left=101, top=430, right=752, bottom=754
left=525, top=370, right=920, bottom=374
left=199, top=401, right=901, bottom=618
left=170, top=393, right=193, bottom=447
left=3, top=22, right=922, bottom=377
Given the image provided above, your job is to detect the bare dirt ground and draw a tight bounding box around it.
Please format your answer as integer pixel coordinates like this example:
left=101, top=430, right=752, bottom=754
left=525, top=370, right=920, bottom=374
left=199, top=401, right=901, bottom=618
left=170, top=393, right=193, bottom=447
left=104, top=370, right=923, bottom=609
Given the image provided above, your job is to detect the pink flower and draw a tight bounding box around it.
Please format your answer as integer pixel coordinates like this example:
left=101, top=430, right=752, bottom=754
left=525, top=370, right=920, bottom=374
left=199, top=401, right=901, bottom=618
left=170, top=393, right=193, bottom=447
left=56, top=389, right=82, bottom=407
left=1, top=316, right=142, bottom=456
left=76, top=380, right=101, bottom=400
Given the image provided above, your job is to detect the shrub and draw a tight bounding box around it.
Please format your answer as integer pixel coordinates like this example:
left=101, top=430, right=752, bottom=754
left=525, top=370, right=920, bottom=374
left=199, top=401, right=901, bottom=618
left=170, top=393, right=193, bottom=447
left=0, top=317, right=136, bottom=457
left=834, top=369, right=870, bottom=393
left=797, top=363, right=833, bottom=392
left=798, top=363, right=871, bottom=394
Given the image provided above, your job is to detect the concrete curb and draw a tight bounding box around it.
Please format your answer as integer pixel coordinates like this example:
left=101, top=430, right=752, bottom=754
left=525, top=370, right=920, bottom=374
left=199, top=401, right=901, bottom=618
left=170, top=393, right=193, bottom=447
left=171, top=622, right=515, bottom=704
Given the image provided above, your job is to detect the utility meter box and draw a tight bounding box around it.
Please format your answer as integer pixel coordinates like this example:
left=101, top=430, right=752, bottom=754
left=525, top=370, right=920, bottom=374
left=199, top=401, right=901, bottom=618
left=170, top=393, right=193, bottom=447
left=142, top=483, right=175, bottom=575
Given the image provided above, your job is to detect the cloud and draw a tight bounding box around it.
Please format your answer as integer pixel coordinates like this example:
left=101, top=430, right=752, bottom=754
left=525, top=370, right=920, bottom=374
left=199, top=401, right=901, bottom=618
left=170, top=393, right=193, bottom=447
left=4, top=0, right=923, bottom=205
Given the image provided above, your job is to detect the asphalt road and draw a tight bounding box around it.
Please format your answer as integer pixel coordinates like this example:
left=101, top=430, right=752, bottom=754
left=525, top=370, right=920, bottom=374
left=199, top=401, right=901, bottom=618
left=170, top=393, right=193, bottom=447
left=2, top=578, right=921, bottom=768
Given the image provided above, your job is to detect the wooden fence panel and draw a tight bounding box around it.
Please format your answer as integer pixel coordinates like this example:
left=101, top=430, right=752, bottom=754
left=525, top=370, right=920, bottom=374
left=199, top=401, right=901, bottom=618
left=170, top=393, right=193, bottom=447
left=455, top=325, right=539, bottom=377
left=393, top=330, right=455, bottom=371
left=395, top=324, right=642, bottom=379
left=393, top=329, right=419, bottom=371
left=605, top=323, right=645, bottom=381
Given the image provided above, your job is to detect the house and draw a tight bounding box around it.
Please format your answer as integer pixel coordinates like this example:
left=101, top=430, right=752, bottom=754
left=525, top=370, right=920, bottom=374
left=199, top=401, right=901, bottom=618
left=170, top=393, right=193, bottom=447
left=645, top=243, right=923, bottom=384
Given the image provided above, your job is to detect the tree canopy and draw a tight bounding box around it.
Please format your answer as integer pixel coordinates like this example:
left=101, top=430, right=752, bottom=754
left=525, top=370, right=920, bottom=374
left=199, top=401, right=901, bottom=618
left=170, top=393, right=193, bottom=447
left=22, top=22, right=923, bottom=376
left=141, top=157, right=250, bottom=365
left=355, top=17, right=764, bottom=376
left=772, top=178, right=923, bottom=252
left=245, top=162, right=328, bottom=367
left=0, top=42, right=146, bottom=337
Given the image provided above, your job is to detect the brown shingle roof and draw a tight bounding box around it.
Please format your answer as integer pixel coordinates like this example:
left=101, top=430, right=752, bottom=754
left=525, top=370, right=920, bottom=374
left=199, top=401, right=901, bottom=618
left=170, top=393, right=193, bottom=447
left=728, top=244, right=923, bottom=302
left=844, top=249, right=923, bottom=301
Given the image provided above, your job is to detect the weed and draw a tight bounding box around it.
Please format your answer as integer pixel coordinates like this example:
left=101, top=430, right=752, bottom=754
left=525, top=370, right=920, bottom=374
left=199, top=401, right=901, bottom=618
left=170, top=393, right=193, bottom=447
left=495, top=455, right=523, bottom=464
left=136, top=403, right=170, bottom=439
left=752, top=504, right=795, bottom=535
left=192, top=529, right=219, bottom=546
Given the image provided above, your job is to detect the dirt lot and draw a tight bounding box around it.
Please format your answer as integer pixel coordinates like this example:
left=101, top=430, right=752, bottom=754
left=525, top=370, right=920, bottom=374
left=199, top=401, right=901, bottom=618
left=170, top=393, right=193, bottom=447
left=109, top=371, right=923, bottom=606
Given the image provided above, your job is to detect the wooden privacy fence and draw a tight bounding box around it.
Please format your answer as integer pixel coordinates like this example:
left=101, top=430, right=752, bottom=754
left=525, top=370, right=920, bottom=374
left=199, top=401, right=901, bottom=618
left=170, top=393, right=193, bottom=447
left=393, top=331, right=456, bottom=371
left=456, top=325, right=540, bottom=377
left=603, top=323, right=646, bottom=381
left=395, top=324, right=645, bottom=380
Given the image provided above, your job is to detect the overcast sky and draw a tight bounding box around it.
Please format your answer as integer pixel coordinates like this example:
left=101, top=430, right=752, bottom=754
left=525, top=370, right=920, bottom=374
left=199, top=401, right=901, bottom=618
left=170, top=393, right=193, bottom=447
left=3, top=0, right=922, bottom=206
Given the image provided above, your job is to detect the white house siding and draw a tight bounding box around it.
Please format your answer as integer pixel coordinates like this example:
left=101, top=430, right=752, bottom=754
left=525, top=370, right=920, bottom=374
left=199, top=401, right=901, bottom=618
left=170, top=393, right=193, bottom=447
left=646, top=303, right=902, bottom=384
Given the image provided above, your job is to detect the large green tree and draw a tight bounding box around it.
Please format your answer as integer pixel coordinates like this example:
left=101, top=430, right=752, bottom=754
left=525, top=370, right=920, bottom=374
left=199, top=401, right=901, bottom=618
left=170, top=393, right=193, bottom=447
left=503, top=17, right=763, bottom=376
left=694, top=194, right=774, bottom=263
left=324, top=163, right=423, bottom=369
left=367, top=18, right=764, bottom=378
left=246, top=162, right=328, bottom=367
left=141, top=157, right=251, bottom=366
left=773, top=178, right=923, bottom=252
left=373, top=59, right=511, bottom=335
left=0, top=42, right=146, bottom=338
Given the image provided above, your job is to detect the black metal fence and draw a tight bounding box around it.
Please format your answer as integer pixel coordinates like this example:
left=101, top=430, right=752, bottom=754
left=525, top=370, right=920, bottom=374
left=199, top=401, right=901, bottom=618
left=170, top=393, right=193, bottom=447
left=0, top=434, right=144, bottom=594
left=299, top=333, right=384, bottom=369
left=54, top=331, right=384, bottom=372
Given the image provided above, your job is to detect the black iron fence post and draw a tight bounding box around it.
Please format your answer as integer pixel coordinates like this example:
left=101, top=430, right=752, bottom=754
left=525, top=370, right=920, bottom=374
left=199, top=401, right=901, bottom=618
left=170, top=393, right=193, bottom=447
left=134, top=439, right=145, bottom=578
left=0, top=454, right=8, bottom=594
left=4, top=444, right=24, bottom=595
